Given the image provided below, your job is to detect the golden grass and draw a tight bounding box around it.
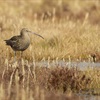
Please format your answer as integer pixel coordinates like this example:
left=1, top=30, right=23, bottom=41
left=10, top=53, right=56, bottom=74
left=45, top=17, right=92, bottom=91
left=0, top=59, right=100, bottom=100
left=0, top=0, right=100, bottom=60
left=1, top=20, right=100, bottom=61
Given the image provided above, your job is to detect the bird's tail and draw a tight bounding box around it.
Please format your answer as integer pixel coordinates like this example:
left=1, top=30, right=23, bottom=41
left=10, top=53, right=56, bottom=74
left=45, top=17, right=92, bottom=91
left=4, top=40, right=10, bottom=45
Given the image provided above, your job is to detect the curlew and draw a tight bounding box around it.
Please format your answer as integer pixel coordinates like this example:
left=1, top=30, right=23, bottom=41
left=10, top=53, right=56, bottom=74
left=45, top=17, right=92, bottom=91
left=4, top=28, right=44, bottom=59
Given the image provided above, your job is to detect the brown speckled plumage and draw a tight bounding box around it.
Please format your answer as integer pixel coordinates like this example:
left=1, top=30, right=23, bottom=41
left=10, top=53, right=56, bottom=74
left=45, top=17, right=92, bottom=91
left=4, top=28, right=44, bottom=58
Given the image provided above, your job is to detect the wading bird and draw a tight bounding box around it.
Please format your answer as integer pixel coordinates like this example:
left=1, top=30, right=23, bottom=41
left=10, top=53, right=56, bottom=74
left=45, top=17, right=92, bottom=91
left=4, top=28, right=44, bottom=59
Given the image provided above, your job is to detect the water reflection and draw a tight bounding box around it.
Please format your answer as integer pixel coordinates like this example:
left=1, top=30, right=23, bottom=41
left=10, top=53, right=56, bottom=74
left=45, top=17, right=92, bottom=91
left=34, top=60, right=100, bottom=100
left=78, top=94, right=100, bottom=100
left=35, top=60, right=100, bottom=70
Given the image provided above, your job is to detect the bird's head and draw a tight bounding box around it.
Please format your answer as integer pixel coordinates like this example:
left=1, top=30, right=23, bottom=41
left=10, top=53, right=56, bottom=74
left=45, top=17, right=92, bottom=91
left=21, top=28, right=44, bottom=39
left=21, top=28, right=30, bottom=35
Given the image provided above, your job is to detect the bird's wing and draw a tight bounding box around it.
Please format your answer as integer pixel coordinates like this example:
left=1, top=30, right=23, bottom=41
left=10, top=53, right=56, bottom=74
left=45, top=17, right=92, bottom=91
left=9, top=36, right=21, bottom=48
left=10, top=36, right=19, bottom=42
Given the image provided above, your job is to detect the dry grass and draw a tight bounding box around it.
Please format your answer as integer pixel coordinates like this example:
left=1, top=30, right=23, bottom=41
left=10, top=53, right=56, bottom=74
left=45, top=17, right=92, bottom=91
left=1, top=20, right=100, bottom=61
left=0, top=59, right=100, bottom=100
left=0, top=0, right=100, bottom=60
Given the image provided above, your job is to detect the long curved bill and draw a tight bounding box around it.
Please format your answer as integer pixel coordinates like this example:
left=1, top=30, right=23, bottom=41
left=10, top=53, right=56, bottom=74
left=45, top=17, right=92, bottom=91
left=33, top=33, right=44, bottom=39
left=29, top=31, right=44, bottom=39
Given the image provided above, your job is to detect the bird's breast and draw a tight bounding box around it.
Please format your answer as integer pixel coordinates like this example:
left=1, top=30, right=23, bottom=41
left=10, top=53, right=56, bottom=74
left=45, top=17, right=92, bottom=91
left=19, top=37, right=30, bottom=51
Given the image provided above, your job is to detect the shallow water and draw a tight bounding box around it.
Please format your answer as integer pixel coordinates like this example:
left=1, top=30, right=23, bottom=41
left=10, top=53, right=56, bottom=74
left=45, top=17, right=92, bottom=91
left=35, top=60, right=100, bottom=100
left=35, top=60, right=100, bottom=70
left=29, top=59, right=100, bottom=100
left=78, top=94, right=100, bottom=100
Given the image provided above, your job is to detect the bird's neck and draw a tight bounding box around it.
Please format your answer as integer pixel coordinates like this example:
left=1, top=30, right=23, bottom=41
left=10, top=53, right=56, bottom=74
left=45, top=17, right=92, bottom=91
left=21, top=33, right=29, bottom=38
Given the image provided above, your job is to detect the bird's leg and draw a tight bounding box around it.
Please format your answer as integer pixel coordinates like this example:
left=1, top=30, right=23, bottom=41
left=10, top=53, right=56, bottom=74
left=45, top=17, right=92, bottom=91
left=21, top=51, right=23, bottom=58
left=14, top=51, right=16, bottom=62
left=19, top=51, right=23, bottom=63
left=20, top=51, right=23, bottom=58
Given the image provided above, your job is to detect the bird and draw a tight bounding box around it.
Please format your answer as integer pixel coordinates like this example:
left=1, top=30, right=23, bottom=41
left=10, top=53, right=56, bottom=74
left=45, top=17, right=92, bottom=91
left=4, top=28, right=44, bottom=60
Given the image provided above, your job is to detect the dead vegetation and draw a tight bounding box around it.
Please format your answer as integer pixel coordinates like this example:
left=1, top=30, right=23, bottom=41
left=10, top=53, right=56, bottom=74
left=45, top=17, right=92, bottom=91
left=0, top=59, right=99, bottom=100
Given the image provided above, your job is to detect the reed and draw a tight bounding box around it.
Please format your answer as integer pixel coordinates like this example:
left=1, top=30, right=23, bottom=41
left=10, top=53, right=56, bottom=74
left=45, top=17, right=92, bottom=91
left=0, top=59, right=99, bottom=100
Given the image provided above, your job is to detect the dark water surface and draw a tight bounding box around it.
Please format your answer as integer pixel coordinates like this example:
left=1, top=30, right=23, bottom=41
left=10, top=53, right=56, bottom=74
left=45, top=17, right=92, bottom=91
left=35, top=60, right=100, bottom=70
left=78, top=94, right=100, bottom=100
left=35, top=60, right=100, bottom=100
left=27, top=60, right=100, bottom=100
